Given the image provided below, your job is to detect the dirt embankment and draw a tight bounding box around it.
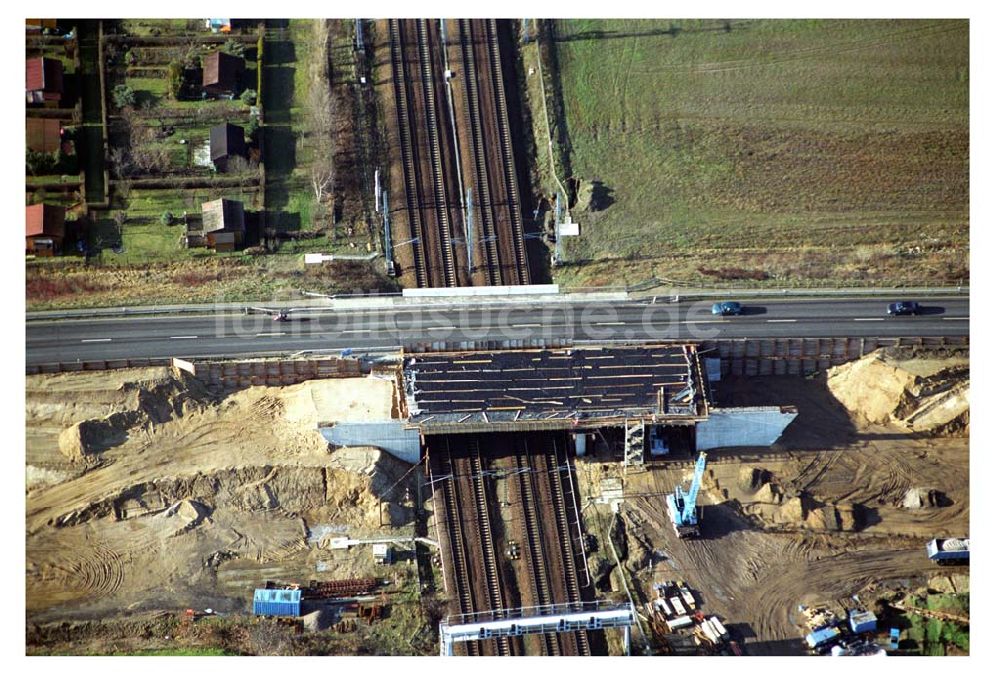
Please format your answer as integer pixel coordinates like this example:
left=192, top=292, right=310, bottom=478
left=826, top=348, right=969, bottom=436
left=26, top=367, right=409, bottom=624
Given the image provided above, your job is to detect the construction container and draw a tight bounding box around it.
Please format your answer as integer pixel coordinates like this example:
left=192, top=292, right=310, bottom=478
left=806, top=626, right=840, bottom=649
left=849, top=610, right=877, bottom=634
left=709, top=616, right=729, bottom=640
left=373, top=543, right=392, bottom=564
left=666, top=615, right=693, bottom=631
left=253, top=588, right=302, bottom=617
left=679, top=586, right=696, bottom=609
left=670, top=597, right=686, bottom=616
left=699, top=620, right=722, bottom=645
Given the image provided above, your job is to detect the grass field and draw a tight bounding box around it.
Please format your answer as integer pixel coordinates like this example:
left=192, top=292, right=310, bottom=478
left=541, top=19, right=968, bottom=288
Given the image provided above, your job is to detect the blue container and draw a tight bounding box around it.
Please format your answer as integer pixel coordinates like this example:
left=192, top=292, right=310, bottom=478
left=253, top=588, right=301, bottom=617
left=849, top=610, right=877, bottom=634
left=806, top=626, right=840, bottom=649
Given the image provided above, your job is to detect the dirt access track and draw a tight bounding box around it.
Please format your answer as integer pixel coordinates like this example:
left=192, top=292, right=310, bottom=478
left=577, top=348, right=969, bottom=655
left=25, top=367, right=412, bottom=624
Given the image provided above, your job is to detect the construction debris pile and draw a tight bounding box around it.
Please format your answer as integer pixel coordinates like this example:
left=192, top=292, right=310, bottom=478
left=253, top=578, right=389, bottom=632
left=645, top=580, right=740, bottom=655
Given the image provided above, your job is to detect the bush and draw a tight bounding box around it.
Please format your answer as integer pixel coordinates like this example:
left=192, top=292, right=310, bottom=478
left=112, top=84, right=136, bottom=109
left=247, top=115, right=260, bottom=140
left=160, top=211, right=174, bottom=226
left=241, top=89, right=257, bottom=106
left=26, top=150, right=57, bottom=176
left=926, top=618, right=943, bottom=645
left=222, top=39, right=245, bottom=57
left=167, top=61, right=184, bottom=100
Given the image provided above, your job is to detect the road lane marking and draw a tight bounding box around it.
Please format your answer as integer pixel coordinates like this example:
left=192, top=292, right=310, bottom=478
left=341, top=329, right=369, bottom=334
left=680, top=320, right=727, bottom=324
left=512, top=323, right=542, bottom=328
left=943, top=317, right=969, bottom=321
left=596, top=321, right=626, bottom=326
left=80, top=338, right=112, bottom=343
left=428, top=325, right=456, bottom=331
left=766, top=319, right=797, bottom=323
left=853, top=318, right=884, bottom=322
left=255, top=332, right=286, bottom=337
left=170, top=335, right=198, bottom=339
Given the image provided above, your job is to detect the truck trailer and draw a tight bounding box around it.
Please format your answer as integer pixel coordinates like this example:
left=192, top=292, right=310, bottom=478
left=926, top=538, right=970, bottom=565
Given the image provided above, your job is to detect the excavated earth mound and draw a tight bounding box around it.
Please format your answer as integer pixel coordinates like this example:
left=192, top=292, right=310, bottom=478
left=26, top=366, right=410, bottom=622
left=825, top=349, right=968, bottom=436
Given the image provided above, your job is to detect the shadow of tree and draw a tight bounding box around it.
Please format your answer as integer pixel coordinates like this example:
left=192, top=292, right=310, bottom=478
left=589, top=180, right=615, bottom=211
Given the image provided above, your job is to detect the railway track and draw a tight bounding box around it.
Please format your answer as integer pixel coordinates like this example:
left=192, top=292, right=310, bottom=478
left=432, top=439, right=480, bottom=655
left=543, top=438, right=591, bottom=656
left=415, top=20, right=459, bottom=287
left=458, top=19, right=504, bottom=285
left=430, top=433, right=596, bottom=656
left=513, top=446, right=561, bottom=655
left=385, top=19, right=529, bottom=288
left=467, top=438, right=514, bottom=655
left=483, top=20, right=529, bottom=285
left=387, top=19, right=429, bottom=287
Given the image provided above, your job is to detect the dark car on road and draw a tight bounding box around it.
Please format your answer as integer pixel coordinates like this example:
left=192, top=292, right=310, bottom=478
left=887, top=301, right=921, bottom=316
left=711, top=301, right=743, bottom=316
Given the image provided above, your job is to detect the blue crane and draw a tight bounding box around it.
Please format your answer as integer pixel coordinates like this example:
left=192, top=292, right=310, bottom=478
left=666, top=452, right=707, bottom=538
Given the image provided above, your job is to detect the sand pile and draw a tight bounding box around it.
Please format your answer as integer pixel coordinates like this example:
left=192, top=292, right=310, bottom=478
left=743, top=492, right=856, bottom=532
left=738, top=467, right=772, bottom=493
left=58, top=414, right=131, bottom=461
left=826, top=349, right=968, bottom=435
left=55, top=368, right=210, bottom=463
left=752, top=482, right=782, bottom=505
left=277, top=376, right=395, bottom=427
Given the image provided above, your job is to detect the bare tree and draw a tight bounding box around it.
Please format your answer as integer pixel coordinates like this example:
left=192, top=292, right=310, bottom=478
left=113, top=209, right=127, bottom=245
left=311, top=164, right=333, bottom=204
left=305, top=20, right=337, bottom=224
left=109, top=146, right=131, bottom=178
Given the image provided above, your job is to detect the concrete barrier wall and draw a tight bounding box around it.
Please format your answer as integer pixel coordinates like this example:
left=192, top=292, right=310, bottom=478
left=188, top=357, right=362, bottom=389
left=703, top=336, right=969, bottom=377
left=27, top=357, right=171, bottom=374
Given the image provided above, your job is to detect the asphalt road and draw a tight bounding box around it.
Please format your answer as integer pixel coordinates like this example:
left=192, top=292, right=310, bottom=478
left=25, top=296, right=970, bottom=365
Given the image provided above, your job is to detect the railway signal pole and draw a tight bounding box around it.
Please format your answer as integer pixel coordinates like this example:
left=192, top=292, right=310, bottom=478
left=382, top=190, right=395, bottom=276
left=466, top=187, right=474, bottom=276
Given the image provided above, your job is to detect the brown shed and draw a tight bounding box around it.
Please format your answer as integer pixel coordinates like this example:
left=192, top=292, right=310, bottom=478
left=206, top=230, right=238, bottom=252
left=26, top=57, right=63, bottom=105
left=26, top=203, right=65, bottom=255
left=202, top=51, right=245, bottom=97
left=26, top=118, right=63, bottom=153
left=202, top=198, right=246, bottom=233
left=209, top=122, right=247, bottom=172
left=26, top=19, right=58, bottom=30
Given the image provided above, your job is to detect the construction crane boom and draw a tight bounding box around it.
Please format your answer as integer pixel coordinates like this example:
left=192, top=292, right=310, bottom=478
left=666, top=452, right=708, bottom=539
left=681, top=452, right=707, bottom=524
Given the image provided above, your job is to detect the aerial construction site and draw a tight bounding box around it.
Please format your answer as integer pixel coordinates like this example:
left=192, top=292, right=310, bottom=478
left=24, top=16, right=969, bottom=659
left=25, top=336, right=969, bottom=656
